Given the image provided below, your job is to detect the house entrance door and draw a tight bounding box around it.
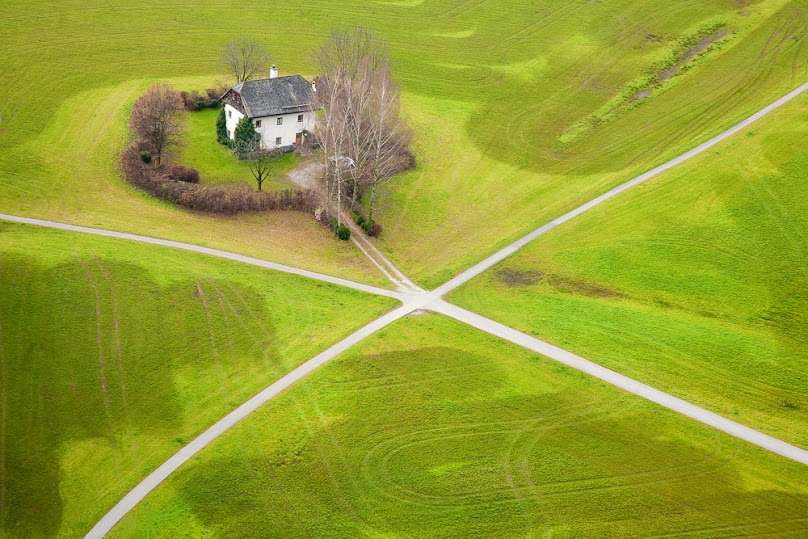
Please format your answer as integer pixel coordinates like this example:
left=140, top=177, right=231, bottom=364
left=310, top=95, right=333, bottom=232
left=295, top=132, right=303, bottom=146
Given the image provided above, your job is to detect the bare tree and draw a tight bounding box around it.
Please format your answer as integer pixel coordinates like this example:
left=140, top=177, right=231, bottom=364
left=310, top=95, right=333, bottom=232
left=314, top=28, right=412, bottom=226
left=361, top=65, right=413, bottom=223
left=222, top=37, right=271, bottom=83
left=129, top=84, right=185, bottom=166
left=241, top=141, right=280, bottom=191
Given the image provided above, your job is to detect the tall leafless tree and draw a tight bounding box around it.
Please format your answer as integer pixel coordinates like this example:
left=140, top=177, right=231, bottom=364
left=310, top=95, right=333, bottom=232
left=356, top=64, right=412, bottom=223
left=314, top=28, right=412, bottom=226
left=222, top=37, right=271, bottom=83
left=128, top=84, right=185, bottom=166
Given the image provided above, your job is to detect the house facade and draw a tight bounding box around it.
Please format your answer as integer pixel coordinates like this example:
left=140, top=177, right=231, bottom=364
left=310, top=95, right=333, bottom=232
left=221, top=68, right=318, bottom=151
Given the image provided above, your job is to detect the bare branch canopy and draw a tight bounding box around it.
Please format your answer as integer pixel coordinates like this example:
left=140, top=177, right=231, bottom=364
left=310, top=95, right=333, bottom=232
left=222, top=36, right=272, bottom=83
left=314, top=28, right=413, bottom=226
left=128, top=83, right=185, bottom=166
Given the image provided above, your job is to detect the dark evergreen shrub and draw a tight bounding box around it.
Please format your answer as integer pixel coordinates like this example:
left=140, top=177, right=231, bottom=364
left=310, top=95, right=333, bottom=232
left=336, top=225, right=351, bottom=241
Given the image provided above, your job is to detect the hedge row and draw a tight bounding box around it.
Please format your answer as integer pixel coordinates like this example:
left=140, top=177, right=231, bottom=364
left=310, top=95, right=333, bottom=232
left=122, top=142, right=317, bottom=215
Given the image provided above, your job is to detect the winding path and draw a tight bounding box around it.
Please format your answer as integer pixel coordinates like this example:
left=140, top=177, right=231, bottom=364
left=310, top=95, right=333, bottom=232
left=3, top=80, right=808, bottom=538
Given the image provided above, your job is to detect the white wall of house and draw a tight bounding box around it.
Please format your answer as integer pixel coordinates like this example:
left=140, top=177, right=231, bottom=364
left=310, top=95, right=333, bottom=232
left=252, top=110, right=316, bottom=149
left=224, top=104, right=244, bottom=141
left=224, top=104, right=315, bottom=150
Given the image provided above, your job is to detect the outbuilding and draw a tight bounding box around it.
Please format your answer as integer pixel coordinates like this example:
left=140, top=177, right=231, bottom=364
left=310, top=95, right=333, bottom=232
left=221, top=66, right=318, bottom=150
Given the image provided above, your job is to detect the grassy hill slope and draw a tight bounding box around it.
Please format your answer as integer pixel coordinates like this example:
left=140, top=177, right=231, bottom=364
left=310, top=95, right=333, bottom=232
left=2, top=1, right=808, bottom=285
left=0, top=223, right=394, bottom=537
left=451, top=91, right=808, bottom=449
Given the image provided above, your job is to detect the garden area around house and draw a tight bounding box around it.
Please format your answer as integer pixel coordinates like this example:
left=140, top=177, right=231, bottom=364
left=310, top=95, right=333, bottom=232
left=180, top=108, right=296, bottom=189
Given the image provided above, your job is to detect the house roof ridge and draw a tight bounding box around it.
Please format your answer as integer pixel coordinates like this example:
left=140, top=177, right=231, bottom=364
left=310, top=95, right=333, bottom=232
left=224, top=74, right=318, bottom=119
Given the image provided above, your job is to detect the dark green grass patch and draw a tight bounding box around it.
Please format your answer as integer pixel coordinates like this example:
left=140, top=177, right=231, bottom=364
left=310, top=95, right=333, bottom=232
left=112, top=315, right=808, bottom=538
left=0, top=223, right=394, bottom=537
left=450, top=92, right=808, bottom=449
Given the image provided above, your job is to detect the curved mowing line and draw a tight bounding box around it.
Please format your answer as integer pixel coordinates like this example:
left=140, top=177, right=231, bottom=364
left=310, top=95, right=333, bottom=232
left=0, top=80, right=803, bottom=537
left=0, top=214, right=410, bottom=303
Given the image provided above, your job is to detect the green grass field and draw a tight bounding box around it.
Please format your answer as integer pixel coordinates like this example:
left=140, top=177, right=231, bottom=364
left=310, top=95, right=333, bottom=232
left=3, top=1, right=808, bottom=535
left=179, top=108, right=297, bottom=189
left=2, top=1, right=808, bottom=286
left=110, top=315, right=808, bottom=538
left=451, top=91, right=808, bottom=450
left=0, top=222, right=394, bottom=537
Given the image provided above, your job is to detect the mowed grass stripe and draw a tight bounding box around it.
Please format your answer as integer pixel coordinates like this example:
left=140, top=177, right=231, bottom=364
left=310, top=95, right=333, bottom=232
left=0, top=223, right=395, bottom=537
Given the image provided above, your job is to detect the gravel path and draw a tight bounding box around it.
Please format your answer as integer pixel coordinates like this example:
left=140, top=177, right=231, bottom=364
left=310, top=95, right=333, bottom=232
left=0, top=213, right=407, bottom=302
left=4, top=81, right=807, bottom=538
left=285, top=157, right=424, bottom=293
left=431, top=300, right=808, bottom=466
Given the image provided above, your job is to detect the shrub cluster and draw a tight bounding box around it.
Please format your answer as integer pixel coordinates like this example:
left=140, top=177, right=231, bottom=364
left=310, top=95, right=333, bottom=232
left=167, top=166, right=200, bottom=184
left=353, top=212, right=383, bottom=238
left=121, top=142, right=317, bottom=215
left=216, top=108, right=230, bottom=146
left=336, top=225, right=351, bottom=241
left=180, top=86, right=227, bottom=111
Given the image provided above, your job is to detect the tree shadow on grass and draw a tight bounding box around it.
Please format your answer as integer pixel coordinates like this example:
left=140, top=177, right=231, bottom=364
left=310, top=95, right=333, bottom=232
left=0, top=253, right=278, bottom=536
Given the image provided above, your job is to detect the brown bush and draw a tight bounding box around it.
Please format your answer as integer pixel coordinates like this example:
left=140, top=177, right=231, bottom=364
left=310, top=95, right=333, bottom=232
left=121, top=141, right=317, bottom=215
left=368, top=222, right=383, bottom=237
left=398, top=149, right=416, bottom=173
left=180, top=90, right=203, bottom=111
left=167, top=166, right=200, bottom=183
left=206, top=84, right=229, bottom=100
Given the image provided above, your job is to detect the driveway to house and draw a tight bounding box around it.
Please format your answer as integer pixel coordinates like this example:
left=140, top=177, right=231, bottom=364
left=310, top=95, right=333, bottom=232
left=285, top=157, right=424, bottom=294
left=284, top=157, right=322, bottom=191
left=4, top=81, right=808, bottom=539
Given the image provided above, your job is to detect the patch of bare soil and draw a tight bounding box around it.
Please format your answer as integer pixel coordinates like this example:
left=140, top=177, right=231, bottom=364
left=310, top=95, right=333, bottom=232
left=496, top=269, right=543, bottom=287
left=548, top=275, right=623, bottom=299
left=632, top=28, right=728, bottom=102
left=658, top=29, right=728, bottom=83
left=286, top=159, right=324, bottom=191
left=737, top=0, right=754, bottom=16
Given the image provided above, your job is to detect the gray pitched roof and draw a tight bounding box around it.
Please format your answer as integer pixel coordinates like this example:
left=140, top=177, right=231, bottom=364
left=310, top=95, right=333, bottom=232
left=230, top=75, right=317, bottom=118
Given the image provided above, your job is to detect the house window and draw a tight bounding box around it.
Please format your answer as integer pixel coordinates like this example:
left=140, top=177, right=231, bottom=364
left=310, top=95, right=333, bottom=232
left=227, top=110, right=231, bottom=118
left=277, top=117, right=283, bottom=126
left=275, top=137, right=282, bottom=146
left=255, top=120, right=262, bottom=128
left=297, top=114, right=304, bottom=123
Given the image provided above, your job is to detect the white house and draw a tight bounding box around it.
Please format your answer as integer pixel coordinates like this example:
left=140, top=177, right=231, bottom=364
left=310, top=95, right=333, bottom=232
left=221, top=66, right=318, bottom=150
